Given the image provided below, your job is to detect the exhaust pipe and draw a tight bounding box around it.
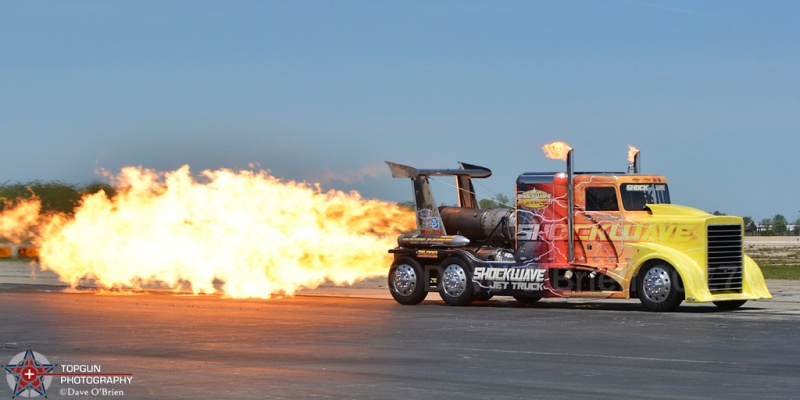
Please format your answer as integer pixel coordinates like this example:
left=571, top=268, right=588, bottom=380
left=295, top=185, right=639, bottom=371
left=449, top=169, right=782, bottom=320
left=628, top=147, right=641, bottom=174
left=567, top=150, right=574, bottom=263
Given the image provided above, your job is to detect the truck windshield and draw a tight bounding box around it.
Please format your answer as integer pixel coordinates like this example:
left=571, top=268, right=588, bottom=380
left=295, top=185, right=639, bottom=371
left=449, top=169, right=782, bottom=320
left=621, top=183, right=670, bottom=211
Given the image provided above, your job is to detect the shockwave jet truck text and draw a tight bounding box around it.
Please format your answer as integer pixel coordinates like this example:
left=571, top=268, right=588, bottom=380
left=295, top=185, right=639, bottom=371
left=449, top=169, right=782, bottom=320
left=385, top=144, right=771, bottom=311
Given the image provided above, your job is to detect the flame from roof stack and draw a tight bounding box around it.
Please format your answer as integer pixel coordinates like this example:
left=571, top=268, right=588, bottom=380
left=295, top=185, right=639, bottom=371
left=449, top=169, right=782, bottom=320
left=541, top=141, right=572, bottom=160
left=627, top=145, right=640, bottom=163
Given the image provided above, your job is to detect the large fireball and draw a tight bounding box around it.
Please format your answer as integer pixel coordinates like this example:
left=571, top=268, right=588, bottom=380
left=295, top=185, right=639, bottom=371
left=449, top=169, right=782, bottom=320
left=3, top=165, right=415, bottom=298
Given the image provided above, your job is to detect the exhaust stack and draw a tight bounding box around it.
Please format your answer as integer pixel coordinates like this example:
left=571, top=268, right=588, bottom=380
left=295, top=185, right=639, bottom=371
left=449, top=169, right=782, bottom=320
left=627, top=145, right=641, bottom=174
left=541, top=141, right=576, bottom=263
left=628, top=152, right=641, bottom=174
left=567, top=150, right=575, bottom=263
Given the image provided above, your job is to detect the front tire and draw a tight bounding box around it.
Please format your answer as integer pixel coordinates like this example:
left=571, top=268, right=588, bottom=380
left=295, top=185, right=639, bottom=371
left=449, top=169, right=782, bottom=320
left=637, top=262, right=684, bottom=312
left=388, top=257, right=428, bottom=305
left=713, top=300, right=747, bottom=310
left=438, top=258, right=475, bottom=306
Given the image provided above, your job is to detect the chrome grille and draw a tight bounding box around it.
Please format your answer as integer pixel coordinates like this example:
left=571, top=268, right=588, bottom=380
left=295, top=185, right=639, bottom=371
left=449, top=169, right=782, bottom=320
left=707, top=225, right=743, bottom=293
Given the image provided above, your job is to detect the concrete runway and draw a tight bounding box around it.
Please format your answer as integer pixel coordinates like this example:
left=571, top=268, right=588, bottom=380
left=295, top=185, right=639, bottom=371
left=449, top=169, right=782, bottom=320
left=1, top=261, right=799, bottom=399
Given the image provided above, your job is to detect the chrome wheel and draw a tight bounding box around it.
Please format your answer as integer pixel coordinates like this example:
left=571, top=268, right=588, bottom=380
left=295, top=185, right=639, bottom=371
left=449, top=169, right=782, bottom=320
left=637, top=262, right=683, bottom=312
left=388, top=257, right=427, bottom=305
left=437, top=258, right=475, bottom=306
left=442, top=263, right=468, bottom=297
left=642, top=266, right=672, bottom=303
left=392, top=264, right=417, bottom=296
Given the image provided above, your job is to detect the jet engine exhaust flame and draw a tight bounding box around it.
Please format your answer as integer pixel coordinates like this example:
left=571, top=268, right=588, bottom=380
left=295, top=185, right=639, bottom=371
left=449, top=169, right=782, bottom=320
left=0, top=165, right=416, bottom=298
left=0, top=199, right=41, bottom=242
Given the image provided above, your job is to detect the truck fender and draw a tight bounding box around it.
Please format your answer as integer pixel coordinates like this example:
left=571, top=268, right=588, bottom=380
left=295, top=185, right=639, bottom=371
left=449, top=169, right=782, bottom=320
left=742, top=254, right=772, bottom=300
left=625, top=243, right=705, bottom=301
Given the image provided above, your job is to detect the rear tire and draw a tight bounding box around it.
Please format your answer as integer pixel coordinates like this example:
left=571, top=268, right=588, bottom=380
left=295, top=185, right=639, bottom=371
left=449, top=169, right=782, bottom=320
left=637, top=262, right=684, bottom=312
left=713, top=300, right=746, bottom=310
left=438, top=258, right=475, bottom=306
left=388, top=257, right=427, bottom=305
left=474, top=292, right=494, bottom=301
left=513, top=295, right=542, bottom=304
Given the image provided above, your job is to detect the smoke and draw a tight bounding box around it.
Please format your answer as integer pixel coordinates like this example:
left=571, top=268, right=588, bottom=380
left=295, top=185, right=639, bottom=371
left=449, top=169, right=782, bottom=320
left=310, top=164, right=388, bottom=185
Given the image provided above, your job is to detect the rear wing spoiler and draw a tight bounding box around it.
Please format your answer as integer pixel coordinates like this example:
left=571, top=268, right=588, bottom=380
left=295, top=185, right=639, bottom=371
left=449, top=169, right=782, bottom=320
left=385, top=161, right=492, bottom=234
left=386, top=161, right=492, bottom=179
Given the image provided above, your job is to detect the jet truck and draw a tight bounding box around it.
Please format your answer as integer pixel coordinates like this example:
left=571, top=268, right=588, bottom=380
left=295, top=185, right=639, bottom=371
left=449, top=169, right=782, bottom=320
left=385, top=144, right=771, bottom=311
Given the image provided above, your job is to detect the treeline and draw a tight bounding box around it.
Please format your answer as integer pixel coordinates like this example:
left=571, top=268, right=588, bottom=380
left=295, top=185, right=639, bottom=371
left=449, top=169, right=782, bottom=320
left=0, top=181, right=116, bottom=215
left=739, top=214, right=800, bottom=237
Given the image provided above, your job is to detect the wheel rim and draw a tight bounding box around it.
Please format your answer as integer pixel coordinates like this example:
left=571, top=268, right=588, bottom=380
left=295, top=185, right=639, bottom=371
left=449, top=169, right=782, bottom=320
left=643, top=266, right=672, bottom=303
left=442, top=264, right=467, bottom=297
left=392, top=264, right=417, bottom=296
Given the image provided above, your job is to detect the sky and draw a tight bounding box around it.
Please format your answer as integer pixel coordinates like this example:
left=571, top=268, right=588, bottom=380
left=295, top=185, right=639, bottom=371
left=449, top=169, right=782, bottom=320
left=1, top=1, right=798, bottom=222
